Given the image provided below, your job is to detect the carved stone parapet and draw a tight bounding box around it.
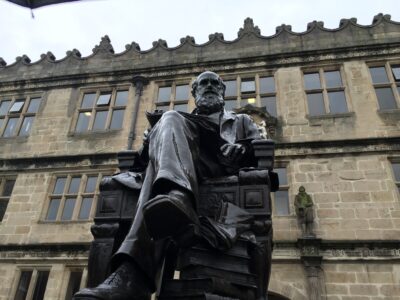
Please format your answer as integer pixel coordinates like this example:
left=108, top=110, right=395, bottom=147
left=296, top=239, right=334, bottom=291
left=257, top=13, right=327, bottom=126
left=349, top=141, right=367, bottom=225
left=208, top=32, right=224, bottom=41
left=238, top=17, right=261, bottom=37
left=180, top=36, right=196, bottom=44
left=0, top=57, right=7, bottom=67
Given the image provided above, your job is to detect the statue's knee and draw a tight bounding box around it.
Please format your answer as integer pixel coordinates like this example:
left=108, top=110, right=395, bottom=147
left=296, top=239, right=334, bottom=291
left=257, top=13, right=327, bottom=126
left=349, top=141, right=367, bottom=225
left=160, top=110, right=184, bottom=125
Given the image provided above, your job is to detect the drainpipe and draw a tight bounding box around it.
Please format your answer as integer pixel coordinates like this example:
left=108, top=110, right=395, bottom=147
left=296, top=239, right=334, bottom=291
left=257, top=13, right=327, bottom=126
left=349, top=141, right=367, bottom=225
left=127, top=75, right=149, bottom=150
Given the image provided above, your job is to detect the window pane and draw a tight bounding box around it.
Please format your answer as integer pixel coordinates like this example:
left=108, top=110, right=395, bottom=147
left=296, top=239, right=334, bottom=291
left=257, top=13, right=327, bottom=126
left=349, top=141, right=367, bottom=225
left=175, top=85, right=189, bottom=101
left=224, top=99, right=236, bottom=111
left=92, top=111, right=108, bottom=130
left=81, top=93, right=96, bottom=109
left=115, top=90, right=128, bottom=106
left=32, top=270, right=49, bottom=300
left=53, top=177, right=67, bottom=194
left=241, top=98, right=256, bottom=107
left=328, top=91, right=348, bottom=114
left=158, top=87, right=171, bottom=102
left=307, top=93, right=325, bottom=116
left=392, top=163, right=400, bottom=182
left=110, top=109, right=124, bottom=129
left=0, top=200, right=9, bottom=221
left=375, top=87, right=397, bottom=110
left=96, top=93, right=111, bottom=106
left=3, top=117, right=19, bottom=137
left=9, top=100, right=25, bottom=113
left=46, top=198, right=60, bottom=220
left=274, top=191, right=290, bottom=216
left=325, top=71, right=342, bottom=88
left=173, top=103, right=188, bottom=112
left=27, top=98, right=41, bottom=113
left=65, top=271, right=83, bottom=300
left=241, top=80, right=255, bottom=93
left=79, top=197, right=93, bottom=220
left=259, top=77, right=275, bottom=94
left=0, top=100, right=11, bottom=116
left=275, top=168, right=288, bottom=185
left=224, top=80, right=237, bottom=97
left=304, top=73, right=321, bottom=90
left=261, top=96, right=277, bottom=117
left=155, top=105, right=170, bottom=111
left=76, top=112, right=91, bottom=132
left=15, top=271, right=32, bottom=300
left=2, top=179, right=16, bottom=197
left=62, top=198, right=76, bottom=220
left=85, top=176, right=98, bottom=193
left=18, top=116, right=34, bottom=136
left=68, top=177, right=81, bottom=194
left=370, top=67, right=389, bottom=84
left=392, top=66, right=400, bottom=81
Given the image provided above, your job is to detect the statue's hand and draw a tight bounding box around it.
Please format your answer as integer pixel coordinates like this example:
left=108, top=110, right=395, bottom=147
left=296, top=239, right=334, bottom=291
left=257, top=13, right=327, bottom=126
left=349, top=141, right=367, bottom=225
left=220, top=143, right=246, bottom=163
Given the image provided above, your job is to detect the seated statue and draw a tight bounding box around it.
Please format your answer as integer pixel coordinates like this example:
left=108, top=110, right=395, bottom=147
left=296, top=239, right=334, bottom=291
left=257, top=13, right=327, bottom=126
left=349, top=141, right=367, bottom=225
left=74, top=71, right=263, bottom=300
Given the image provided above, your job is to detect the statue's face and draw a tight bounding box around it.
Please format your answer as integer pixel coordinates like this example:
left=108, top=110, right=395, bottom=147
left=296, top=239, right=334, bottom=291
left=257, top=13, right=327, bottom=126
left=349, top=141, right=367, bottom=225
left=193, top=72, right=225, bottom=114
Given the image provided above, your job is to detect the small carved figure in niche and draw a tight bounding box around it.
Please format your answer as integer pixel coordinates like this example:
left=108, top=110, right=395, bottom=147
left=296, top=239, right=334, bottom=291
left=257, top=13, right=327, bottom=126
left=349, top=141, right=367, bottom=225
left=294, top=186, right=315, bottom=237
left=257, top=120, right=268, bottom=139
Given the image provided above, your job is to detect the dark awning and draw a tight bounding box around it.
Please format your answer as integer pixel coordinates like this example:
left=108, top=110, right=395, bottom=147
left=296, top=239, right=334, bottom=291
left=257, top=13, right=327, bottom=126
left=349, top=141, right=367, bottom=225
left=6, top=0, right=81, bottom=9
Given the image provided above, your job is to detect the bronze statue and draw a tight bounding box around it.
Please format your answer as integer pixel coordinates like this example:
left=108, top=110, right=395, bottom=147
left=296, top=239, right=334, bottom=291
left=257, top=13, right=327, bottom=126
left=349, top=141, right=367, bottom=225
left=294, top=186, right=315, bottom=237
left=74, top=71, right=263, bottom=300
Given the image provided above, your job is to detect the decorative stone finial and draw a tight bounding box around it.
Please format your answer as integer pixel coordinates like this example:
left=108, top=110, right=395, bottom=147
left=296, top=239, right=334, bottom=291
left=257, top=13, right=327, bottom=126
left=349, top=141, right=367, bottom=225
left=208, top=32, right=224, bottom=41
left=373, top=13, right=391, bottom=24
left=41, top=51, right=56, bottom=61
left=0, top=57, right=6, bottom=67
left=339, top=17, right=358, bottom=27
left=152, top=39, right=168, bottom=48
left=125, top=42, right=141, bottom=51
left=66, top=49, right=82, bottom=58
left=238, top=17, right=261, bottom=37
left=180, top=36, right=195, bottom=44
left=16, top=55, right=31, bottom=64
left=307, top=21, right=324, bottom=30
left=275, top=24, right=292, bottom=33
left=93, top=35, right=114, bottom=54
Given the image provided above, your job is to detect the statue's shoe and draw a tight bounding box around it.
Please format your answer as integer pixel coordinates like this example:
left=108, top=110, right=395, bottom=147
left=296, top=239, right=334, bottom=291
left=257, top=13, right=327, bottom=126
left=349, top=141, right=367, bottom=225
left=73, top=262, right=151, bottom=300
left=143, top=189, right=199, bottom=240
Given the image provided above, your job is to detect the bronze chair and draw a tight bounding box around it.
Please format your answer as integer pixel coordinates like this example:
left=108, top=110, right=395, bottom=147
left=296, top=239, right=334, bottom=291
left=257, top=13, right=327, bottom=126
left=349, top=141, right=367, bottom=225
left=87, top=139, right=277, bottom=300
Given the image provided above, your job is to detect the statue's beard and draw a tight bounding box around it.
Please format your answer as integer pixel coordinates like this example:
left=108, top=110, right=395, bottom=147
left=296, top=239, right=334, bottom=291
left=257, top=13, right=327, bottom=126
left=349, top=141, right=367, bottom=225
left=195, top=93, right=224, bottom=115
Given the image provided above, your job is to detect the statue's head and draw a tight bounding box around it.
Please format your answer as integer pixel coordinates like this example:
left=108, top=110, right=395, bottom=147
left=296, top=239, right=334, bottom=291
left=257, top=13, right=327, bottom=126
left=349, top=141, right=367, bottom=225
left=299, top=186, right=305, bottom=193
left=191, top=71, right=226, bottom=114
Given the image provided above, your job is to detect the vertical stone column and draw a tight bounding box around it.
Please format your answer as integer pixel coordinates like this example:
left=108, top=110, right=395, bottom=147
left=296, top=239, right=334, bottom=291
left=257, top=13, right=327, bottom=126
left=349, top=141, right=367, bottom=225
left=298, top=238, right=326, bottom=300
left=127, top=75, right=149, bottom=150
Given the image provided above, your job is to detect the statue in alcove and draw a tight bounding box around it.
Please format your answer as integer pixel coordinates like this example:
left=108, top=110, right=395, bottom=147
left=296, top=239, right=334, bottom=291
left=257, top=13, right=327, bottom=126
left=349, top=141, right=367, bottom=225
left=294, top=186, right=315, bottom=237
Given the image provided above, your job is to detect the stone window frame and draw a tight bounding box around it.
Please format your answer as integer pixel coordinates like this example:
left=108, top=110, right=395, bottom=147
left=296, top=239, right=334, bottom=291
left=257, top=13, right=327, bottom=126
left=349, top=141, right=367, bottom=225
left=0, top=94, right=42, bottom=138
left=155, top=81, right=191, bottom=113
left=272, top=163, right=291, bottom=216
left=61, top=266, right=87, bottom=300
left=0, top=176, right=17, bottom=222
left=220, top=73, right=278, bottom=115
left=12, top=267, right=51, bottom=300
left=72, top=86, right=130, bottom=133
left=368, top=62, right=400, bottom=111
left=389, top=159, right=400, bottom=196
left=302, top=66, right=351, bottom=117
left=42, top=172, right=105, bottom=222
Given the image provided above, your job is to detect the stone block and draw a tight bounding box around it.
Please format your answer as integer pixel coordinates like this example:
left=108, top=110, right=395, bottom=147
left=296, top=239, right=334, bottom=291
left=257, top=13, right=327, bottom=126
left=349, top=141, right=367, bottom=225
left=358, top=160, right=382, bottom=171
left=340, top=208, right=355, bottom=219
left=314, top=193, right=340, bottom=203
left=355, top=208, right=379, bottom=218
left=355, top=229, right=381, bottom=239
left=349, top=284, right=379, bottom=296
left=370, top=191, right=395, bottom=202
left=338, top=170, right=364, bottom=181
left=317, top=209, right=340, bottom=219
left=325, top=272, right=356, bottom=283
left=340, top=219, right=369, bottom=230
left=341, top=192, right=370, bottom=202
left=369, top=219, right=393, bottom=229
left=353, top=181, right=381, bottom=192
left=325, top=283, right=349, bottom=295
left=380, top=285, right=400, bottom=297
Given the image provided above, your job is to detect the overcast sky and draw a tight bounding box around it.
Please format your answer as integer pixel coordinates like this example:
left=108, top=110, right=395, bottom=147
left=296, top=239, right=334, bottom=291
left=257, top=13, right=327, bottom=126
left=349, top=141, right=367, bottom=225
left=0, top=0, right=399, bottom=64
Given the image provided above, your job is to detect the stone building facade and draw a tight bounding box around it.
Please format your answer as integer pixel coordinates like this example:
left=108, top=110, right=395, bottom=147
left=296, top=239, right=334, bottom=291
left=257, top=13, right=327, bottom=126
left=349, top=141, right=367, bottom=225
left=0, top=14, right=399, bottom=300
